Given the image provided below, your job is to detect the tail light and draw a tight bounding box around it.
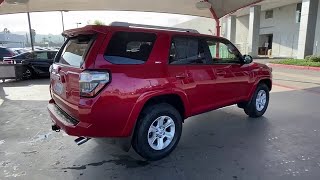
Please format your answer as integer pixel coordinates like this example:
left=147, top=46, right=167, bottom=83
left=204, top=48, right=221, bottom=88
left=79, top=71, right=110, bottom=97
left=3, top=59, right=15, bottom=64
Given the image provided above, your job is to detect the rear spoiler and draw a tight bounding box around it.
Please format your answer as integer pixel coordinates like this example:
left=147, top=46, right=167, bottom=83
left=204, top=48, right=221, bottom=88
left=62, top=25, right=108, bottom=38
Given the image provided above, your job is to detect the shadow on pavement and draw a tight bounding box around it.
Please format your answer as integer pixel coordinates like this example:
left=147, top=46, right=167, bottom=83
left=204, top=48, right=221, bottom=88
left=306, top=86, right=320, bottom=94
left=0, top=77, right=49, bottom=87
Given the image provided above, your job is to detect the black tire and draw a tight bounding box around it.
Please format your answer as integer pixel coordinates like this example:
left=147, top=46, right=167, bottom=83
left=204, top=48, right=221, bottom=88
left=244, top=83, right=270, bottom=118
left=132, top=103, right=182, bottom=161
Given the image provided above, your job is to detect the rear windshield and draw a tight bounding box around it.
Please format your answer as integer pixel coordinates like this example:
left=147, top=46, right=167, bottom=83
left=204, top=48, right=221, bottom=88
left=0, top=48, right=13, bottom=58
left=104, top=32, right=156, bottom=64
left=58, top=36, right=93, bottom=67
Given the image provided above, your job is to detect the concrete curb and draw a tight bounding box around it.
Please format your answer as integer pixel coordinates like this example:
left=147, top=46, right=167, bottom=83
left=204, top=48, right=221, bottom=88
left=266, top=63, right=320, bottom=71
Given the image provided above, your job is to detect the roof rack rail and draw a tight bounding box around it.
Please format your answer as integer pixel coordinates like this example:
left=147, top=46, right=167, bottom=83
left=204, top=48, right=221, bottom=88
left=110, top=21, right=199, bottom=34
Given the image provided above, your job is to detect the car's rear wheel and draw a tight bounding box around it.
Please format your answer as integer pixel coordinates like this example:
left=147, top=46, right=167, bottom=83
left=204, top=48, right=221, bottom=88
left=244, top=83, right=270, bottom=118
left=132, top=103, right=182, bottom=161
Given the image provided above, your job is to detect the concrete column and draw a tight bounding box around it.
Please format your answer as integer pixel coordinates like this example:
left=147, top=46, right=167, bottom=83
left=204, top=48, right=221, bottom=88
left=297, top=0, right=319, bottom=59
left=226, top=15, right=237, bottom=43
left=248, top=5, right=261, bottom=57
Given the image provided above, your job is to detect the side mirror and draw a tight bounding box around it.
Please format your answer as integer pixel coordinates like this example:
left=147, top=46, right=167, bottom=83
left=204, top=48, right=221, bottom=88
left=243, top=55, right=253, bottom=64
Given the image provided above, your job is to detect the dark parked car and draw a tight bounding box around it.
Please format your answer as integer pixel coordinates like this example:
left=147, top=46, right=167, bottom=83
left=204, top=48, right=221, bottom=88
left=3, top=50, right=58, bottom=78
left=10, top=48, right=28, bottom=55
left=0, top=47, right=15, bottom=61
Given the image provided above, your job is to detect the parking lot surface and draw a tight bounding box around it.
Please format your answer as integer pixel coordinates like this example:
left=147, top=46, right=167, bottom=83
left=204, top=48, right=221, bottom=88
left=1, top=67, right=320, bottom=180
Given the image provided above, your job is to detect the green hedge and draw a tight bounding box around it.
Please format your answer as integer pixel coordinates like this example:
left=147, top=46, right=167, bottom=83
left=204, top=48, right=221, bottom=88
left=271, top=59, right=320, bottom=67
left=305, top=55, right=320, bottom=62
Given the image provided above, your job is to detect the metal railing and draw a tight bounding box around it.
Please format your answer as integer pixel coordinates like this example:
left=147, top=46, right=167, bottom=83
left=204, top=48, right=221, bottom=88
left=110, top=21, right=199, bottom=34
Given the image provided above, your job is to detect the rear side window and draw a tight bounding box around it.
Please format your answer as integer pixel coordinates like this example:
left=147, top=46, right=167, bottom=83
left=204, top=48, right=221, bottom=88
left=104, top=32, right=156, bottom=64
left=0, top=48, right=9, bottom=54
left=169, top=37, right=207, bottom=65
left=58, top=36, right=93, bottom=67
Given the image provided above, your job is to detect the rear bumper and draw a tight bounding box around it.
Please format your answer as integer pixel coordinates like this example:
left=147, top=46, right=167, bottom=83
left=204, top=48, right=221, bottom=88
left=48, top=102, right=93, bottom=137
left=48, top=102, right=132, bottom=151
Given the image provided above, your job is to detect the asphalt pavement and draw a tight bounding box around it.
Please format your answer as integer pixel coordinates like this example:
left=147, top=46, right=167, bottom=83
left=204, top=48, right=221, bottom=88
left=0, top=66, right=320, bottom=180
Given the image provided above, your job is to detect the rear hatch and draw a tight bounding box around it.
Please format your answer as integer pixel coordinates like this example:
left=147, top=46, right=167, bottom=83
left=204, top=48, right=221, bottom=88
left=0, top=48, right=15, bottom=61
left=50, top=27, right=106, bottom=120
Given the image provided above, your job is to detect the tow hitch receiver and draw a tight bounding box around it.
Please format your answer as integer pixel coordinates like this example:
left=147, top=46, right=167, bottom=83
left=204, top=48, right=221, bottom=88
left=52, top=124, right=60, bottom=132
left=75, top=137, right=90, bottom=146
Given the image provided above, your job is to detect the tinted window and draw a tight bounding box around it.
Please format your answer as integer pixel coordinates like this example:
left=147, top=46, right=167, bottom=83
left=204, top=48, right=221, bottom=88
left=48, top=51, right=57, bottom=59
left=24, top=52, right=35, bottom=59
left=169, top=37, right=206, bottom=65
left=265, top=10, right=273, bottom=19
left=296, top=3, right=302, bottom=23
left=206, top=39, right=241, bottom=64
left=58, top=36, right=92, bottom=67
left=104, top=32, right=156, bottom=64
left=0, top=48, right=9, bottom=54
left=0, top=48, right=13, bottom=58
left=35, top=52, right=49, bottom=59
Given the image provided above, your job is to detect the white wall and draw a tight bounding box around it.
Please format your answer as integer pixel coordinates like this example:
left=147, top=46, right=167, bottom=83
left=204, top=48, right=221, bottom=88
left=174, top=17, right=216, bottom=35
left=235, top=15, right=250, bottom=54
left=266, top=4, right=301, bottom=58
left=232, top=3, right=301, bottom=57
left=314, top=0, right=320, bottom=55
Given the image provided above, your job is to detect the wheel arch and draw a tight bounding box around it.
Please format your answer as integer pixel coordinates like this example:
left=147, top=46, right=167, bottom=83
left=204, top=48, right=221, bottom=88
left=121, top=90, right=190, bottom=137
left=246, top=78, right=272, bottom=101
left=259, top=78, right=272, bottom=91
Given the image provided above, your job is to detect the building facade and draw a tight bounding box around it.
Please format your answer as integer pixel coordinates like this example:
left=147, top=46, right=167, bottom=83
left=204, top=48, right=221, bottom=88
left=175, top=0, right=320, bottom=59
left=222, top=0, right=320, bottom=58
left=0, top=32, right=25, bottom=48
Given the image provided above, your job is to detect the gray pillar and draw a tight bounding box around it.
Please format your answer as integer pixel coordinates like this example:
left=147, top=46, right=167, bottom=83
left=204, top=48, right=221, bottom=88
left=297, top=0, right=319, bottom=59
left=27, top=12, right=34, bottom=51
left=248, top=5, right=261, bottom=57
left=227, top=15, right=237, bottom=43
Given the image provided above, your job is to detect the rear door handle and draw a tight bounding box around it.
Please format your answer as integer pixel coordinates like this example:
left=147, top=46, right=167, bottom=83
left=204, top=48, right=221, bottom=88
left=175, top=74, right=187, bottom=79
left=216, top=71, right=226, bottom=76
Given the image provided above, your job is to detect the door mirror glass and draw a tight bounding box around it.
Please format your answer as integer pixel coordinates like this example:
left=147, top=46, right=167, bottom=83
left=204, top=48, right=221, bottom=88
left=243, top=55, right=253, bottom=64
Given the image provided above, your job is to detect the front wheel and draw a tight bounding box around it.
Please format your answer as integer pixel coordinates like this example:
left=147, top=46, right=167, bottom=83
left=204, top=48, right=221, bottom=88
left=132, top=103, right=182, bottom=161
left=244, top=83, right=270, bottom=118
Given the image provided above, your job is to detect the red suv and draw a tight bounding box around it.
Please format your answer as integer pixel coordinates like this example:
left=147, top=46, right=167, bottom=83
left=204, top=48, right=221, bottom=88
left=48, top=22, right=272, bottom=160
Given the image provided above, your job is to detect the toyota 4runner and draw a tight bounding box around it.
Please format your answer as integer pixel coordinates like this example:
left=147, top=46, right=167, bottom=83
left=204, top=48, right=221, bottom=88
left=48, top=22, right=272, bottom=160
